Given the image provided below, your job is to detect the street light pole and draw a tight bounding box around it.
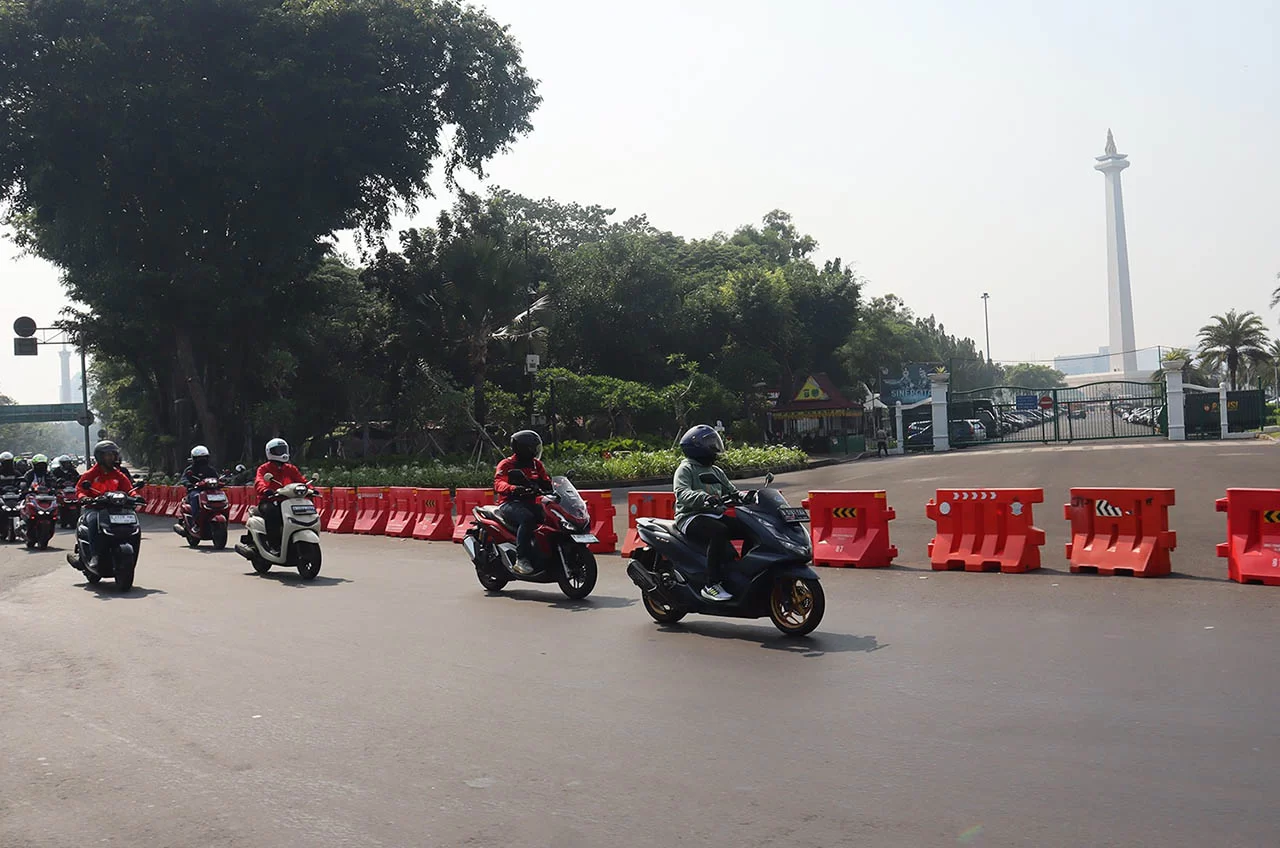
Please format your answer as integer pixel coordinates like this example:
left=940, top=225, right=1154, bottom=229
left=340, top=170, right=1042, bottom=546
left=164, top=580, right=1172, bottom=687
left=981, top=293, right=991, bottom=363
left=81, top=347, right=90, bottom=461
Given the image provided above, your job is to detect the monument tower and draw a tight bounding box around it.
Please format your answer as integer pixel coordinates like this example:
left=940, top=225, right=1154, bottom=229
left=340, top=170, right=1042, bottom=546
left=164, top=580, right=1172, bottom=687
left=1094, top=129, right=1139, bottom=377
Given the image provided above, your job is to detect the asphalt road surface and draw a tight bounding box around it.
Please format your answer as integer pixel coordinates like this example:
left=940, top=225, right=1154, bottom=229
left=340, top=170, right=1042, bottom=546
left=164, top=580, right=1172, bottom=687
left=2, top=440, right=1278, bottom=847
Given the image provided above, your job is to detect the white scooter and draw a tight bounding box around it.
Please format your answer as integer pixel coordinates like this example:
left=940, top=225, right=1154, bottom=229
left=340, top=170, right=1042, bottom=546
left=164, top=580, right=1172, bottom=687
left=234, top=475, right=322, bottom=579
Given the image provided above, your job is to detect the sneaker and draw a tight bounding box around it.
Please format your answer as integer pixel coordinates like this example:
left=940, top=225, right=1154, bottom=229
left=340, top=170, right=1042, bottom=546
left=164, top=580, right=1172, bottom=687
left=700, top=583, right=733, bottom=602
left=512, top=557, right=535, bottom=576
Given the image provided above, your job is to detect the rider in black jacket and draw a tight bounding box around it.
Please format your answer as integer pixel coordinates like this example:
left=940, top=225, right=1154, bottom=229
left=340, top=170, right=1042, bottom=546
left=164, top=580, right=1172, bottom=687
left=181, top=446, right=219, bottom=517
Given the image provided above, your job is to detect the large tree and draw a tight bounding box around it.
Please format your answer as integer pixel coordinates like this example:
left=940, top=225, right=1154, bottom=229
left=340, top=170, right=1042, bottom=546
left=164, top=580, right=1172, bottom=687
left=1198, top=309, right=1271, bottom=390
left=1001, top=363, right=1068, bottom=389
left=0, top=0, right=539, bottom=463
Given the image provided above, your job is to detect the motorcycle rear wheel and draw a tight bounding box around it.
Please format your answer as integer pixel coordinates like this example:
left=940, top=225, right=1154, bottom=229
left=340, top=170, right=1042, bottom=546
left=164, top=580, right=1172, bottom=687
left=642, top=590, right=687, bottom=624
left=476, top=566, right=509, bottom=592
left=768, top=577, right=825, bottom=637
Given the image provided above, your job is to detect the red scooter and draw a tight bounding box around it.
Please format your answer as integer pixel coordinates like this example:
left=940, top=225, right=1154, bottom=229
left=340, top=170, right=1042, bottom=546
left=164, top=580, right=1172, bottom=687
left=22, top=485, right=59, bottom=549
left=57, top=484, right=80, bottom=529
left=463, top=471, right=599, bottom=599
left=173, top=476, right=231, bottom=549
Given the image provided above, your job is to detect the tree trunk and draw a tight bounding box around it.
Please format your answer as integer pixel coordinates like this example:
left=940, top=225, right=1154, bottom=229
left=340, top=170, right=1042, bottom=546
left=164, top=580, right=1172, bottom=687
left=174, top=329, right=222, bottom=463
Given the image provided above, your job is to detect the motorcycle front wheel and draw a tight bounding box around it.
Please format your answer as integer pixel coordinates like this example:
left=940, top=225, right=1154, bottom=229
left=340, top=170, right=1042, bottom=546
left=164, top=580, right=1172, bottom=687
left=557, top=546, right=598, bottom=600
left=211, top=524, right=228, bottom=550
left=295, top=541, right=321, bottom=580
left=768, top=577, right=825, bottom=637
left=115, top=555, right=135, bottom=593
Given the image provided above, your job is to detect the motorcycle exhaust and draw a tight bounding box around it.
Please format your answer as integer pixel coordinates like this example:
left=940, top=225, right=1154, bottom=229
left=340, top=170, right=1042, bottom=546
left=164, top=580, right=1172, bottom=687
left=626, top=559, right=658, bottom=592
left=172, top=523, right=186, bottom=537
left=461, top=534, right=481, bottom=565
left=234, top=543, right=256, bottom=561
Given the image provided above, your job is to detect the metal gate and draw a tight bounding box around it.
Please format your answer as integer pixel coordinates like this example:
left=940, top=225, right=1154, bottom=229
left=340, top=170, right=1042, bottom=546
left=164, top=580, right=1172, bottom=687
left=949, top=381, right=1166, bottom=446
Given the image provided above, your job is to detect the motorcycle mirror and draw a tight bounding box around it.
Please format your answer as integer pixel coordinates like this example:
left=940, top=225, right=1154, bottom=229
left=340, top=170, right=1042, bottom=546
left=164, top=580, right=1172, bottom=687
left=235, top=464, right=246, bottom=473
left=698, top=473, right=719, bottom=485
left=135, top=480, right=148, bottom=489
left=263, top=472, right=274, bottom=482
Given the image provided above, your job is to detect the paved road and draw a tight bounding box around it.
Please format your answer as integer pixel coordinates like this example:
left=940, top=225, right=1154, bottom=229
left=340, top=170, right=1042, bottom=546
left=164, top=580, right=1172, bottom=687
left=2, top=440, right=1278, bottom=847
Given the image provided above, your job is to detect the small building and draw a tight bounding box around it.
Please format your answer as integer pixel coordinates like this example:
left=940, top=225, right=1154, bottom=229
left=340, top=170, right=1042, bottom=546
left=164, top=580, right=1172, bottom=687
left=769, top=373, right=865, bottom=454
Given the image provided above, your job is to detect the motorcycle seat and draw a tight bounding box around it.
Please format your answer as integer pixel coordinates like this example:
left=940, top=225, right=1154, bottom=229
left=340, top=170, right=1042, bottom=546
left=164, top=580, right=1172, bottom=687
left=475, top=505, right=516, bottom=531
left=637, top=517, right=680, bottom=535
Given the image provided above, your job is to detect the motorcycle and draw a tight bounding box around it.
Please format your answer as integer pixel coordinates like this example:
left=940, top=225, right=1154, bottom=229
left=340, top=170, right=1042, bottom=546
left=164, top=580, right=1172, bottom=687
left=65, top=483, right=148, bottom=591
left=625, top=473, right=826, bottom=636
left=22, top=485, right=59, bottom=549
left=463, top=471, right=599, bottom=600
left=173, top=475, right=231, bottom=549
left=57, top=484, right=81, bottom=529
left=234, top=476, right=322, bottom=579
left=0, top=489, right=23, bottom=543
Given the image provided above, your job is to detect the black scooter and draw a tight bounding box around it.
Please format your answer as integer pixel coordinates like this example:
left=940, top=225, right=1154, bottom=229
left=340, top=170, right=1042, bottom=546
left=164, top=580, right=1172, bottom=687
left=65, top=484, right=147, bottom=592
left=625, top=473, right=825, bottom=636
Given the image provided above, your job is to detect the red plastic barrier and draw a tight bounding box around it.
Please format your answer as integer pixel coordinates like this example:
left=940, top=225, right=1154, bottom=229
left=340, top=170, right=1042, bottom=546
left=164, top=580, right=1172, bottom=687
left=452, top=489, right=494, bottom=543
left=412, top=489, right=454, bottom=541
left=324, top=487, right=357, bottom=534
left=314, top=487, right=331, bottom=527
left=1064, top=488, right=1176, bottom=577
left=1215, top=488, right=1280, bottom=586
left=140, top=486, right=161, bottom=515
left=353, top=487, right=390, bottom=535
left=926, top=488, right=1046, bottom=573
left=620, top=492, right=677, bottom=557
left=383, top=487, right=418, bottom=538
left=579, top=490, right=618, bottom=554
left=802, top=490, right=898, bottom=568
left=165, top=485, right=186, bottom=517
left=226, top=486, right=249, bottom=525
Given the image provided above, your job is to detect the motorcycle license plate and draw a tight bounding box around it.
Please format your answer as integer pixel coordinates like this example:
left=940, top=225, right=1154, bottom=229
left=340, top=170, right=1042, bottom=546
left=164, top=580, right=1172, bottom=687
left=290, top=504, right=317, bottom=515
left=570, top=534, right=599, bottom=544
left=206, top=493, right=227, bottom=502
left=108, top=514, right=137, bottom=525
left=778, top=507, right=810, bottom=524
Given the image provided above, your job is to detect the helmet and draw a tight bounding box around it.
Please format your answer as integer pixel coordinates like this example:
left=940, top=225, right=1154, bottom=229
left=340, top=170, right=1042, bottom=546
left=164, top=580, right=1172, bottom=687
left=93, top=440, right=120, bottom=469
left=32, top=454, right=48, bottom=473
left=510, top=430, right=543, bottom=462
left=679, top=424, right=724, bottom=464
left=190, top=445, right=210, bottom=463
left=0, top=451, right=12, bottom=462
left=56, top=455, right=74, bottom=468
left=265, top=438, right=290, bottom=463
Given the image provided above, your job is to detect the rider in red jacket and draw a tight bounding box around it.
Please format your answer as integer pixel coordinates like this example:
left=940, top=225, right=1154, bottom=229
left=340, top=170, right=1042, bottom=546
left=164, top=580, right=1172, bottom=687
left=494, top=430, right=553, bottom=575
left=254, top=438, right=308, bottom=551
left=74, top=440, right=134, bottom=571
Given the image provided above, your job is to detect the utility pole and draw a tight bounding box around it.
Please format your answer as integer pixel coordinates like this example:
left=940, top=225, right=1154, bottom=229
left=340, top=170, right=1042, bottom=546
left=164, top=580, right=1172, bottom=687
left=981, top=292, right=991, bottom=363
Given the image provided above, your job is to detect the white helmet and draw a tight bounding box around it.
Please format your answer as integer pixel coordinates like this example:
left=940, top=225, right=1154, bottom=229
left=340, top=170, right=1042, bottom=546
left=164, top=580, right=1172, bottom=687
left=265, top=438, right=290, bottom=463
left=0, top=452, right=12, bottom=462
left=190, top=445, right=210, bottom=461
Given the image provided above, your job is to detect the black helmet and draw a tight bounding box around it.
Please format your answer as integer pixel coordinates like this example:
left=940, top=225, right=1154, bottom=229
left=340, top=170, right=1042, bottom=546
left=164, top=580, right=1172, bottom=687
left=93, top=440, right=121, bottom=470
left=510, top=430, right=543, bottom=462
left=679, top=424, right=724, bottom=464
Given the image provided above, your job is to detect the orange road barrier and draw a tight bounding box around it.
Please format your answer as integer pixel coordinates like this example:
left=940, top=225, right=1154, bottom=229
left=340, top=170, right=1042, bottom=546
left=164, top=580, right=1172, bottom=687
left=620, top=492, right=677, bottom=557
left=579, top=490, right=618, bottom=554
left=802, top=490, right=898, bottom=568
left=353, top=487, right=390, bottom=535
left=382, top=487, right=418, bottom=538
left=324, top=487, right=357, bottom=534
left=1216, top=488, right=1280, bottom=586
left=452, top=489, right=495, bottom=543
left=926, top=488, right=1046, bottom=573
left=411, top=489, right=455, bottom=541
left=1065, top=488, right=1176, bottom=577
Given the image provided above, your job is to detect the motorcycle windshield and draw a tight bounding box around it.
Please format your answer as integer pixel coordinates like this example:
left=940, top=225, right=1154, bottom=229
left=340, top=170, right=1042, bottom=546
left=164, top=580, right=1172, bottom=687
left=552, top=477, right=588, bottom=522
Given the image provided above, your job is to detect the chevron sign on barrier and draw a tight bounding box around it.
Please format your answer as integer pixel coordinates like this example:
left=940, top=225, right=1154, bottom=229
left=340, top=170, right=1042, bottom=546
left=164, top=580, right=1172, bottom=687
left=950, top=491, right=996, bottom=501
left=1264, top=510, right=1280, bottom=524
left=1095, top=499, right=1126, bottom=517
left=832, top=507, right=857, bottom=519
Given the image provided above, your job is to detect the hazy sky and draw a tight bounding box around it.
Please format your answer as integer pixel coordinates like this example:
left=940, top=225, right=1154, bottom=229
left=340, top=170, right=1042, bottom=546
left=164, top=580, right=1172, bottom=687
left=2, top=0, right=1276, bottom=403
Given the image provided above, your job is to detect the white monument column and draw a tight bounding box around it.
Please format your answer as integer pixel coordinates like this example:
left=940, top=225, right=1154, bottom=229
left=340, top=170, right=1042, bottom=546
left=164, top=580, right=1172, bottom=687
left=1162, top=359, right=1186, bottom=441
left=1094, top=130, right=1139, bottom=378
left=894, top=401, right=906, bottom=455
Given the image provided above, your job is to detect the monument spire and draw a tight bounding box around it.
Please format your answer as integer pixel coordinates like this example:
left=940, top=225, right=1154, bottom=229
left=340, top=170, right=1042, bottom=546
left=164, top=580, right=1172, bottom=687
left=1094, top=131, right=1138, bottom=377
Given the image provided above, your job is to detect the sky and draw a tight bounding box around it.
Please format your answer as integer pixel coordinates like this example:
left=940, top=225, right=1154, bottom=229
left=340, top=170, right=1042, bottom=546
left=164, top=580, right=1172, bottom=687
left=1, top=0, right=1276, bottom=403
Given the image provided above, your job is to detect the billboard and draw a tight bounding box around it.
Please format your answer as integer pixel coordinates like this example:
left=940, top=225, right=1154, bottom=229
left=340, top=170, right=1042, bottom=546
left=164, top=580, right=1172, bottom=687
left=880, top=363, right=944, bottom=405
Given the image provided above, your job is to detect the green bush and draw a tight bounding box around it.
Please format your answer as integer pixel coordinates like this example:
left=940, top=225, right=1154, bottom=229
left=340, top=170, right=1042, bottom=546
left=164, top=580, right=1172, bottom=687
left=287, top=444, right=806, bottom=490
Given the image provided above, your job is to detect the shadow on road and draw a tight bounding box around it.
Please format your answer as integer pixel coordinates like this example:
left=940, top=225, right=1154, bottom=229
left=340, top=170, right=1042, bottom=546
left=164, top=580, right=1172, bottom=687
left=80, top=582, right=167, bottom=599
left=243, top=571, right=352, bottom=587
left=655, top=621, right=885, bottom=657
left=486, top=588, right=637, bottom=611
left=21, top=545, right=65, bottom=554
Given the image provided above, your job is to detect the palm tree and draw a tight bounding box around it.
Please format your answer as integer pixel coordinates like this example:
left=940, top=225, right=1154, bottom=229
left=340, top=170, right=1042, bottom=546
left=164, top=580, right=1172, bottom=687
left=1198, top=309, right=1271, bottom=390
left=1149, top=347, right=1215, bottom=387
left=1269, top=271, right=1280, bottom=310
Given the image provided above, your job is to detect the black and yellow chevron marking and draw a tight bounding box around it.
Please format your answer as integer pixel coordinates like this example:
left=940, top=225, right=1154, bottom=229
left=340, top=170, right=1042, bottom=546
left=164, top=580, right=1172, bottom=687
left=1264, top=510, right=1280, bottom=524
left=832, top=507, right=858, bottom=519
